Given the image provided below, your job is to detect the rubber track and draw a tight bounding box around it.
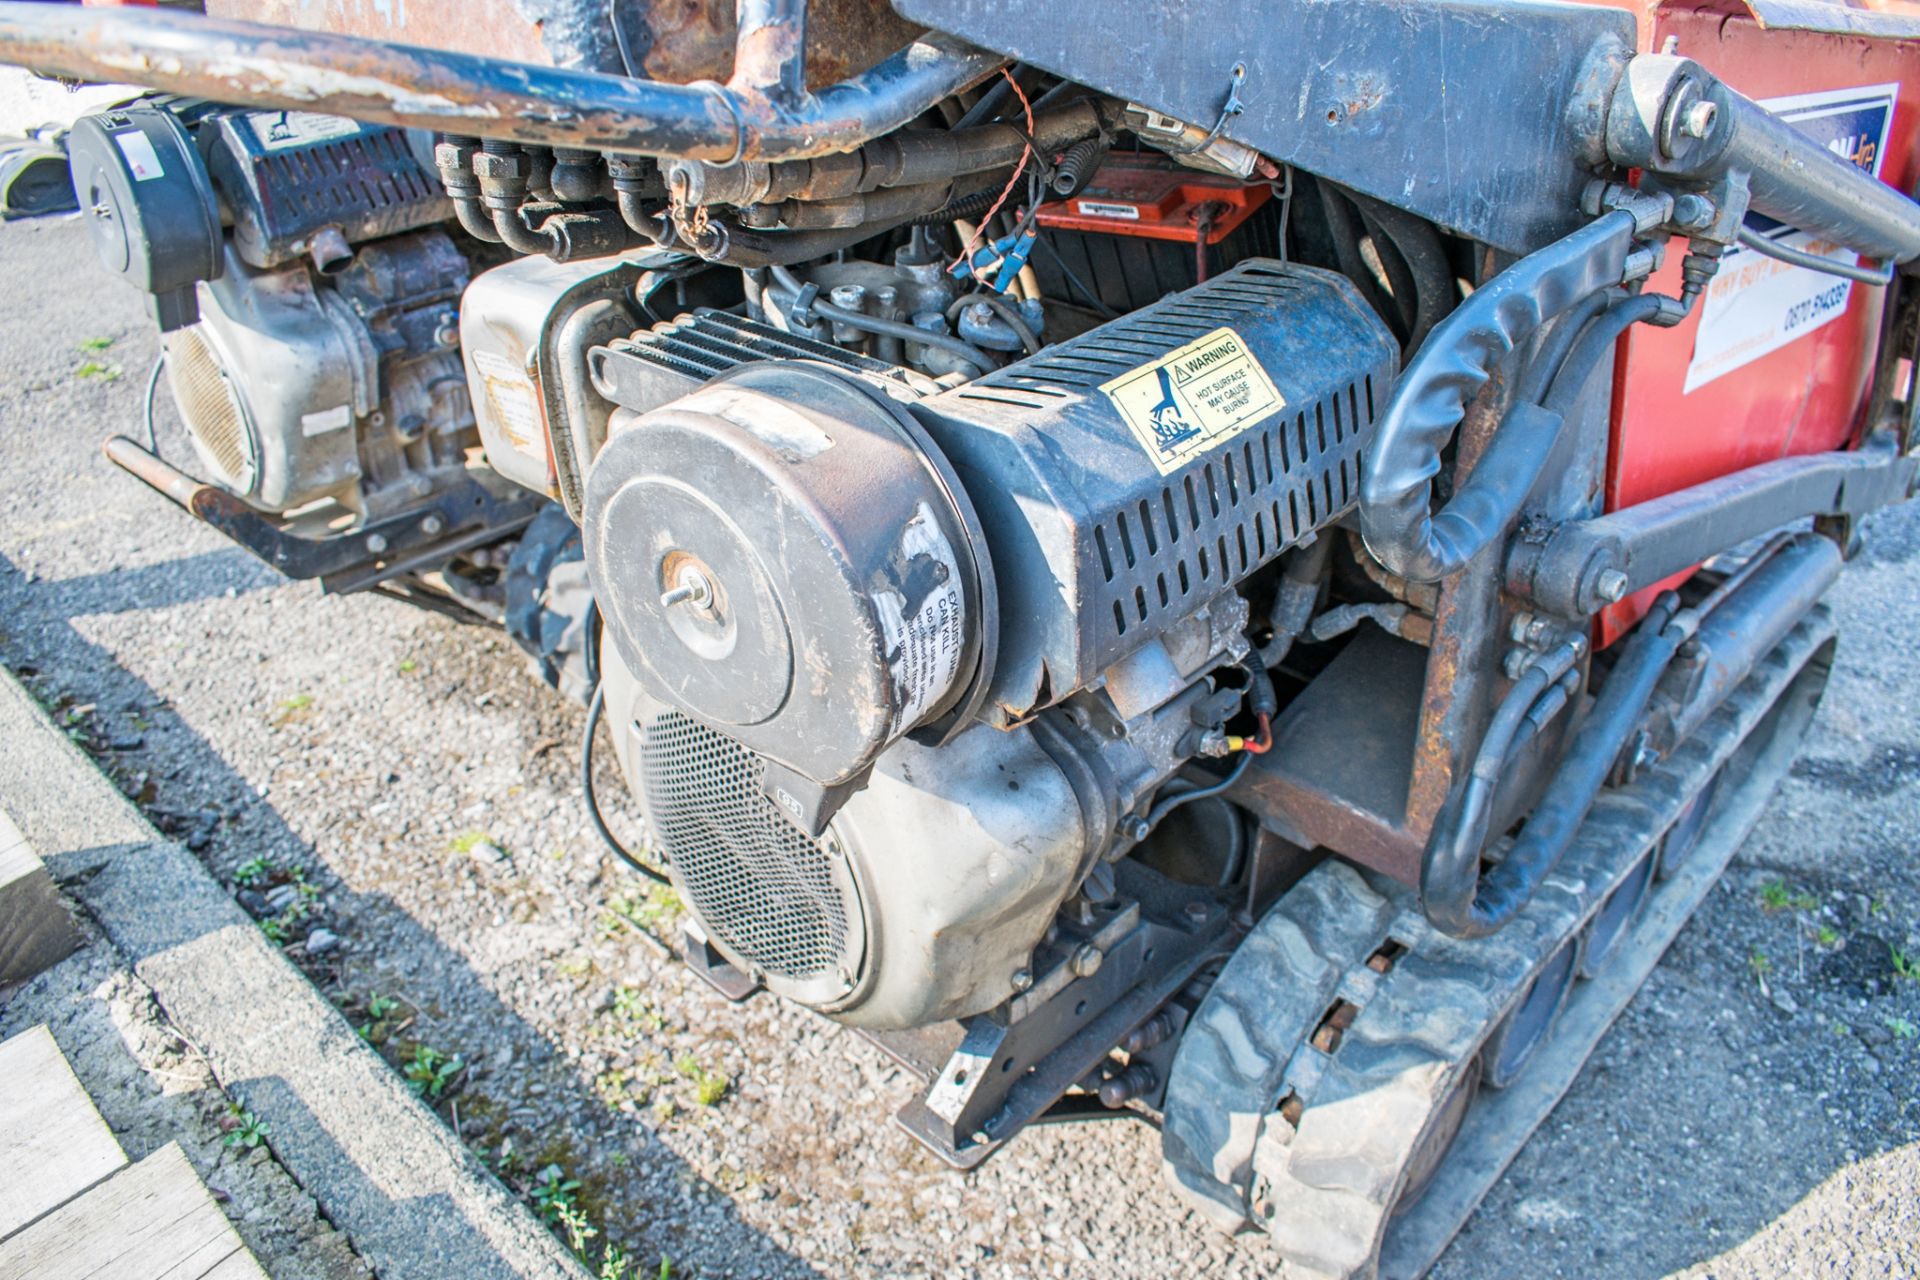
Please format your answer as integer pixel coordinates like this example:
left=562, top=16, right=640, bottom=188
left=1163, top=606, right=1834, bottom=1278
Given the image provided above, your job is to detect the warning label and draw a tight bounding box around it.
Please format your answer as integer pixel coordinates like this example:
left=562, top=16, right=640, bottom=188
left=1101, top=327, right=1287, bottom=475
left=1685, top=83, right=1898, bottom=393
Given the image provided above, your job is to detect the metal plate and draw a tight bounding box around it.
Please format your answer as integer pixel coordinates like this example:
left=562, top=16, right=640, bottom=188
left=893, top=0, right=1637, bottom=254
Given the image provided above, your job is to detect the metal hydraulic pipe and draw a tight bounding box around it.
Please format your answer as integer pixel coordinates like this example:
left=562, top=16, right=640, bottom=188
left=0, top=3, right=1002, bottom=163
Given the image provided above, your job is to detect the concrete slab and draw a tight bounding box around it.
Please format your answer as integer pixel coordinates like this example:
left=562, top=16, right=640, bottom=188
left=0, top=808, right=77, bottom=986
left=0, top=667, right=588, bottom=1280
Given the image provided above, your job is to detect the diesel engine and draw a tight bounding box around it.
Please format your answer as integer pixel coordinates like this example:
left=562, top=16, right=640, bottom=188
left=20, top=0, right=1920, bottom=1274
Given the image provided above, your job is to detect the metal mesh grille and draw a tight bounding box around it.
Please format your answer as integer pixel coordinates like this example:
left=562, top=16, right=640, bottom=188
left=639, top=711, right=849, bottom=983
left=165, top=327, right=253, bottom=492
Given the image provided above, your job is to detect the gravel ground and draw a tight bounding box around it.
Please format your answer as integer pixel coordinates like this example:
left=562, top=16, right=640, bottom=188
left=1, top=211, right=1916, bottom=1279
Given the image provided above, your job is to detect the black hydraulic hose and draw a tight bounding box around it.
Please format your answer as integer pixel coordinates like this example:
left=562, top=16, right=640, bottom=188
left=1358, top=210, right=1640, bottom=583
left=1350, top=193, right=1458, bottom=352
left=1319, top=184, right=1402, bottom=338
left=0, top=5, right=1003, bottom=162
left=1422, top=597, right=1683, bottom=939
left=1514, top=290, right=1613, bottom=405
left=1542, top=293, right=1668, bottom=415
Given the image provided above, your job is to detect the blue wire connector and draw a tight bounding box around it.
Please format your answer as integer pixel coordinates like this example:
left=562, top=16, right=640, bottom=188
left=949, top=226, right=1038, bottom=294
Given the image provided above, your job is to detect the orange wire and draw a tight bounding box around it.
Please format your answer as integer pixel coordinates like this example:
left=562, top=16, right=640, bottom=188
left=949, top=68, right=1034, bottom=272
left=1242, top=713, right=1273, bottom=755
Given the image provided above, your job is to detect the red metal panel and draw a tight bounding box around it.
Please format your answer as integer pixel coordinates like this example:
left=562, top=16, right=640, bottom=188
left=1575, top=3, right=1920, bottom=642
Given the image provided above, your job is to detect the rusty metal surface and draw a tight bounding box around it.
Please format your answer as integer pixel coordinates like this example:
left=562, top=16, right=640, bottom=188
left=1404, top=347, right=1513, bottom=845
left=1232, top=627, right=1430, bottom=884
left=0, top=3, right=999, bottom=161
left=203, top=0, right=921, bottom=84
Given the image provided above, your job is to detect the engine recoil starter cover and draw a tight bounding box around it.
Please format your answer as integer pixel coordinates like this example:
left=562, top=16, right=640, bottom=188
left=584, top=361, right=991, bottom=802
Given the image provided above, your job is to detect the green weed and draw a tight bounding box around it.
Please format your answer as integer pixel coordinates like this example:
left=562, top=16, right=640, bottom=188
left=223, top=1104, right=270, bottom=1150
left=403, top=1044, right=465, bottom=1100
left=234, top=855, right=274, bottom=887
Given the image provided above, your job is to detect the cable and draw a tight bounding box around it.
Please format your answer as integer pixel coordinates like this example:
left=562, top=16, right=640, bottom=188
left=949, top=68, right=1033, bottom=270
left=608, top=0, right=639, bottom=77
left=580, top=599, right=671, bottom=885
left=142, top=352, right=165, bottom=452
left=1144, top=754, right=1252, bottom=829
left=1736, top=225, right=1894, bottom=286
left=1033, top=235, right=1118, bottom=317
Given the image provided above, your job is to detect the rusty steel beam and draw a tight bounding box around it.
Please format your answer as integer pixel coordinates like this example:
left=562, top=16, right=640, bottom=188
left=0, top=3, right=1001, bottom=162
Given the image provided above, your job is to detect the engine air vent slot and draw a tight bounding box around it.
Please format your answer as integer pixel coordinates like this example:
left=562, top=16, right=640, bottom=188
left=638, top=710, right=866, bottom=1007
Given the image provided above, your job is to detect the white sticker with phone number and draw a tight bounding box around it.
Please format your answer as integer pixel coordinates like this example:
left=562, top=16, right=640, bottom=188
left=1685, top=83, right=1898, bottom=393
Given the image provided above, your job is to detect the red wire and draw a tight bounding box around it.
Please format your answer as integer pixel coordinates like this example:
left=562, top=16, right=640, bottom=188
left=1242, top=713, right=1273, bottom=755
left=949, top=68, right=1034, bottom=272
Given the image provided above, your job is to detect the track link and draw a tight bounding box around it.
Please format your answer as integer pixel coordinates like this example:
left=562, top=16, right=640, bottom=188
left=1162, top=606, right=1836, bottom=1278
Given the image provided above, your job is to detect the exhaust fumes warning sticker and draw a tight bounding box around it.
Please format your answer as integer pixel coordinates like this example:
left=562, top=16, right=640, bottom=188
left=1685, top=83, right=1898, bottom=393
left=1102, top=327, right=1287, bottom=476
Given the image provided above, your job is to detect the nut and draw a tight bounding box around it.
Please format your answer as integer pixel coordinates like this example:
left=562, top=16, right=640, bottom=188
left=1682, top=99, right=1719, bottom=140
left=470, top=150, right=529, bottom=183
left=432, top=139, right=477, bottom=172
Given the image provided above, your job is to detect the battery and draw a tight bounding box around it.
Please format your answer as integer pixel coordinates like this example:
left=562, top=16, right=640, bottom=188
left=1031, top=155, right=1278, bottom=314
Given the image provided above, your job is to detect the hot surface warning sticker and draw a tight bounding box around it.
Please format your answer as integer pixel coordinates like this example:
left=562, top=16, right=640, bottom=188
left=1101, top=327, right=1286, bottom=475
left=1685, top=83, right=1898, bottom=393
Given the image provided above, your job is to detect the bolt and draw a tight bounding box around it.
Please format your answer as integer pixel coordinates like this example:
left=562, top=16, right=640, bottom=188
left=1069, top=943, right=1103, bottom=979
left=1509, top=612, right=1536, bottom=644
left=1123, top=815, right=1151, bottom=843
left=1503, top=648, right=1533, bottom=680
left=660, top=565, right=714, bottom=609
left=1524, top=617, right=1559, bottom=649
left=1594, top=568, right=1631, bottom=603
left=1682, top=99, right=1719, bottom=139
left=1010, top=967, right=1033, bottom=993
left=421, top=514, right=445, bottom=537
left=1671, top=193, right=1715, bottom=230
left=1183, top=900, right=1210, bottom=925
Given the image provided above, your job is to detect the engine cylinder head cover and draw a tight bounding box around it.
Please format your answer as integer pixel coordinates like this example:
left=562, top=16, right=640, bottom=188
left=584, top=361, right=992, bottom=792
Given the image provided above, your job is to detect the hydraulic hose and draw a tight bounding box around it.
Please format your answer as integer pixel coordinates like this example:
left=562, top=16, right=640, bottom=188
left=1358, top=210, right=1640, bottom=583
left=1422, top=600, right=1680, bottom=939
left=0, top=3, right=1003, bottom=163
left=1542, top=293, right=1667, bottom=415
